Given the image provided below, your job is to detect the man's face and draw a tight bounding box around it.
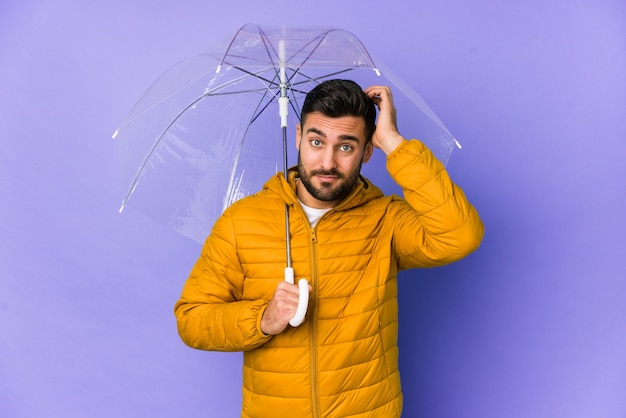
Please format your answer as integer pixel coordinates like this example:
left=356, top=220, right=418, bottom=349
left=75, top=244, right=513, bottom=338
left=295, top=111, right=373, bottom=208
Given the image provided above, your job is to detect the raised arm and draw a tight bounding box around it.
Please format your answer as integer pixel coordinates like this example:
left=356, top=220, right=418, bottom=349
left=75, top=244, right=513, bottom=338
left=364, top=85, right=483, bottom=267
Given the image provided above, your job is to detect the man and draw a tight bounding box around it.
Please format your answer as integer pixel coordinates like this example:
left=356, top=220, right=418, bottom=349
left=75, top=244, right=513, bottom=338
left=175, top=79, right=484, bottom=417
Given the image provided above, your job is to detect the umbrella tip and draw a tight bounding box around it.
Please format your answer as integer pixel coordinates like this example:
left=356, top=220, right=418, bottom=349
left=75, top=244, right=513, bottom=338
left=112, top=129, right=119, bottom=139
left=216, top=65, right=222, bottom=74
left=118, top=203, right=126, bottom=213
left=453, top=138, right=462, bottom=149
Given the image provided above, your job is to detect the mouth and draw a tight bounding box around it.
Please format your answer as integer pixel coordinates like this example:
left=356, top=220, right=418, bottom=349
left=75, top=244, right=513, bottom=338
left=312, top=170, right=341, bottom=183
left=315, top=173, right=342, bottom=186
left=316, top=174, right=338, bottom=182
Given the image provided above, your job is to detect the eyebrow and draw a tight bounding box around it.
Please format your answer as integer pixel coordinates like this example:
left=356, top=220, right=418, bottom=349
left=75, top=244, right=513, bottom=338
left=306, top=127, right=360, bottom=142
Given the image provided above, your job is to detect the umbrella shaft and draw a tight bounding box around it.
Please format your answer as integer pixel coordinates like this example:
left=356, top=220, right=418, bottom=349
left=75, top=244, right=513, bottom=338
left=284, top=203, right=292, bottom=268
left=282, top=124, right=292, bottom=268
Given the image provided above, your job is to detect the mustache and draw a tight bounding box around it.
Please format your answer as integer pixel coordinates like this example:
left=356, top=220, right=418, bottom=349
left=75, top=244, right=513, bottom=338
left=310, top=168, right=342, bottom=177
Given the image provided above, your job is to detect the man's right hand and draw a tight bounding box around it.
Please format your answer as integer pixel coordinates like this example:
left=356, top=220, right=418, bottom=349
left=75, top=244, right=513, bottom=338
left=261, top=281, right=307, bottom=335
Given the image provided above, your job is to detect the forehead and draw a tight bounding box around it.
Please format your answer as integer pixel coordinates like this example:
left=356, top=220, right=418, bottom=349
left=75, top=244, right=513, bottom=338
left=301, top=112, right=367, bottom=142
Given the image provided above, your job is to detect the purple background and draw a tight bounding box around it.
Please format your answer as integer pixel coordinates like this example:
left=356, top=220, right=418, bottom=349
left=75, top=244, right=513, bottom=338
left=2, top=1, right=625, bottom=417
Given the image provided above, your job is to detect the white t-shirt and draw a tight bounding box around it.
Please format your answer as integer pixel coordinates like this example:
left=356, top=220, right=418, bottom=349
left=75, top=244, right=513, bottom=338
left=298, top=199, right=332, bottom=228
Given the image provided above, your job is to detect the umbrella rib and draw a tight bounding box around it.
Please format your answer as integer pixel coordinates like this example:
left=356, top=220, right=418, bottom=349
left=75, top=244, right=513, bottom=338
left=281, top=29, right=349, bottom=83
left=116, top=55, right=228, bottom=131
left=119, top=94, right=214, bottom=212
left=207, top=88, right=277, bottom=97
left=286, top=31, right=330, bottom=69
left=223, top=85, right=279, bottom=210
left=286, top=68, right=356, bottom=94
left=216, top=24, right=252, bottom=70
left=231, top=66, right=281, bottom=88
left=248, top=95, right=279, bottom=125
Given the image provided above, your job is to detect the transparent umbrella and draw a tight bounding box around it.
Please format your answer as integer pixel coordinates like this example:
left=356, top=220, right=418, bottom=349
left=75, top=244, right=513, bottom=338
left=112, top=23, right=461, bottom=325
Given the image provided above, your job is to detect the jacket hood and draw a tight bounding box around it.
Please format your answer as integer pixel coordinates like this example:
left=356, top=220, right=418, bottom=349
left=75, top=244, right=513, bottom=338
left=263, top=166, right=385, bottom=211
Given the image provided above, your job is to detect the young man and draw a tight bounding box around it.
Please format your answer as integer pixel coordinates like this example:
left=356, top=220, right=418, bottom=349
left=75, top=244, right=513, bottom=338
left=175, top=79, right=484, bottom=417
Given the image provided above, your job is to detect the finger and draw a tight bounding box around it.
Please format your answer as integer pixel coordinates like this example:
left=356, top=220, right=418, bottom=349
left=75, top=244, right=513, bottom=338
left=364, top=85, right=391, bottom=99
left=276, top=281, right=300, bottom=298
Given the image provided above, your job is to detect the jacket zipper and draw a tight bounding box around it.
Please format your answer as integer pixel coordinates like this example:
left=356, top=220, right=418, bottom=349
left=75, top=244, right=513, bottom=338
left=309, top=227, right=320, bottom=418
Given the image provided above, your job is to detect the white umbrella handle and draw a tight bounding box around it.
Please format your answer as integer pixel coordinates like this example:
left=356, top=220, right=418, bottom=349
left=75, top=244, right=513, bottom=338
left=284, top=267, right=308, bottom=327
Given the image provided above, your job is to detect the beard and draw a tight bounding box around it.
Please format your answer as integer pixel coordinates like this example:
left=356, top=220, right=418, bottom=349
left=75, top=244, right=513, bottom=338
left=297, top=153, right=363, bottom=203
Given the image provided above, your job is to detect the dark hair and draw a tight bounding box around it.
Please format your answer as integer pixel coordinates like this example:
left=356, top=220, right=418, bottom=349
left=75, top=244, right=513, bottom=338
left=300, top=79, right=376, bottom=141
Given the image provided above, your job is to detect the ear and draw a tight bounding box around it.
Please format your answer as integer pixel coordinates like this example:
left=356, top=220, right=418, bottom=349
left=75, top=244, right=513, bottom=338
left=362, top=141, right=374, bottom=163
left=295, top=123, right=302, bottom=151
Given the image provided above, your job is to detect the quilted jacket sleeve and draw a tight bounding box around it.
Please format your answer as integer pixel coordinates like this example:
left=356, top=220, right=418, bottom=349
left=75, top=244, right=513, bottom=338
left=174, top=209, right=272, bottom=352
left=386, top=139, right=484, bottom=269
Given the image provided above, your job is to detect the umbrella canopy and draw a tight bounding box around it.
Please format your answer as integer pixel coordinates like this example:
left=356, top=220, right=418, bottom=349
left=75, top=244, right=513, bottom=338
left=113, top=23, right=460, bottom=244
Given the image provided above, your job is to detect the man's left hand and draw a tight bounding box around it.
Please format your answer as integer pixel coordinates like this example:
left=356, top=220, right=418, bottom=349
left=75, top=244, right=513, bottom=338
left=364, top=85, right=406, bottom=155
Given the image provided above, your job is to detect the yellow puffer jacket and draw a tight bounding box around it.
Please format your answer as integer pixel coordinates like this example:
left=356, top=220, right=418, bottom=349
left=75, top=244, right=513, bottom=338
left=175, top=140, right=484, bottom=418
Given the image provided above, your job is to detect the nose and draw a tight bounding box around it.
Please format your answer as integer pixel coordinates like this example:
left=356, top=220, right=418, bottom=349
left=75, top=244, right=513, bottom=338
left=319, top=147, right=337, bottom=170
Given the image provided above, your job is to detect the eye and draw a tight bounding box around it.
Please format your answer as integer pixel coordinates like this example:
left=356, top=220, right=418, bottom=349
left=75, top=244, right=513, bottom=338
left=310, top=138, right=322, bottom=147
left=339, top=144, right=354, bottom=152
